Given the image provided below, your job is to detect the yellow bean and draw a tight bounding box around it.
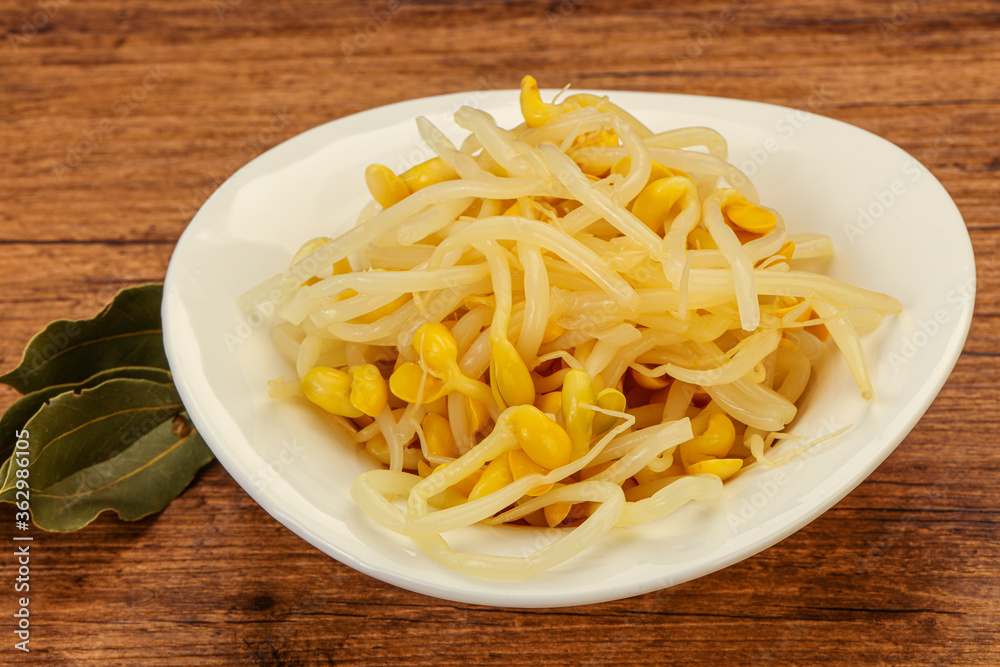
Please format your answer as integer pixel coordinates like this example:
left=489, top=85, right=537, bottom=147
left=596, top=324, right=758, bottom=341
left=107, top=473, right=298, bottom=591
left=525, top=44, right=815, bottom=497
left=519, top=75, right=561, bottom=128
left=364, top=164, right=410, bottom=209
left=422, top=413, right=459, bottom=459
left=509, top=406, right=572, bottom=470
left=291, top=236, right=350, bottom=286
left=544, top=493, right=573, bottom=528
left=680, top=413, right=736, bottom=468
left=467, top=397, right=490, bottom=433
left=561, top=369, right=595, bottom=459
left=302, top=366, right=362, bottom=418
left=348, top=364, right=388, bottom=418
left=686, top=458, right=742, bottom=481
left=415, top=323, right=497, bottom=407
left=468, top=453, right=515, bottom=501
left=434, top=461, right=482, bottom=498
left=631, top=177, right=691, bottom=233
left=388, top=362, right=449, bottom=404
left=413, top=322, right=460, bottom=379
left=424, top=395, right=449, bottom=416
left=591, top=388, right=626, bottom=434
left=490, top=337, right=536, bottom=407
left=399, top=157, right=457, bottom=192
left=534, top=390, right=563, bottom=415
left=688, top=227, right=718, bottom=250
left=723, top=199, right=777, bottom=234
left=508, top=449, right=553, bottom=496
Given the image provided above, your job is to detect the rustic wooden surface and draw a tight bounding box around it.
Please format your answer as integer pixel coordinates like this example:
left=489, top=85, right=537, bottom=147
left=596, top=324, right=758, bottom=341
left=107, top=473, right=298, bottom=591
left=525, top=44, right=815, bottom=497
left=2, top=0, right=998, bottom=664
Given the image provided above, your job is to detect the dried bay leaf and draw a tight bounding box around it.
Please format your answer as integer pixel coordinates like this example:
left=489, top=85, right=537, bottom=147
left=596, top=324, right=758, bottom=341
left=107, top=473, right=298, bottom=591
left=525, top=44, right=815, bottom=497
left=0, top=367, right=173, bottom=463
left=0, top=283, right=216, bottom=530
left=1, top=378, right=214, bottom=529
left=0, top=283, right=168, bottom=394
left=7, top=413, right=213, bottom=531
left=1, top=378, right=187, bottom=495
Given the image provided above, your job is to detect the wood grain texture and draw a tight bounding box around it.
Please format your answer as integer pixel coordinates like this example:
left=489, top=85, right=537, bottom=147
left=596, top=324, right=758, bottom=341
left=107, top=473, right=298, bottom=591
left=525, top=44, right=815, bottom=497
left=1, top=0, right=998, bottom=664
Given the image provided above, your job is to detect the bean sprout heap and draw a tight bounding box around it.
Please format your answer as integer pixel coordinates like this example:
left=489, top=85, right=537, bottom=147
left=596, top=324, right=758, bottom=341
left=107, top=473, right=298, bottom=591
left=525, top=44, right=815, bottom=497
left=239, top=76, right=902, bottom=579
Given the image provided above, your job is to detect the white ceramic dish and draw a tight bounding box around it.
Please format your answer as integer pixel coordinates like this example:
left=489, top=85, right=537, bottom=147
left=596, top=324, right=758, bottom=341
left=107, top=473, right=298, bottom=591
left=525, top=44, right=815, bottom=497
left=162, top=89, right=974, bottom=608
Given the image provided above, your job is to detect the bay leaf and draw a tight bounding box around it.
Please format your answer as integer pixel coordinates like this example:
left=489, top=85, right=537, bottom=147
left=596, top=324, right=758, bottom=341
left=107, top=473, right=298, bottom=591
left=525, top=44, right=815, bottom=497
left=0, top=366, right=173, bottom=463
left=9, top=413, right=213, bottom=531
left=0, top=378, right=187, bottom=496
left=0, top=283, right=168, bottom=394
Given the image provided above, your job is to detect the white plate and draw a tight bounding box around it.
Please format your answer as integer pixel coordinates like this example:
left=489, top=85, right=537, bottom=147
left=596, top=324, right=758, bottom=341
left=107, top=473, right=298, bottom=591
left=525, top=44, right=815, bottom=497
left=162, top=89, right=975, bottom=608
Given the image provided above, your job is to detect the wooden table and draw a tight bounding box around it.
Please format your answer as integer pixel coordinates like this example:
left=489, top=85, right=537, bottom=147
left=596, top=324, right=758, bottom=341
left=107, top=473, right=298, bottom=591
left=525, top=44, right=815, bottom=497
left=2, top=0, right=997, bottom=663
